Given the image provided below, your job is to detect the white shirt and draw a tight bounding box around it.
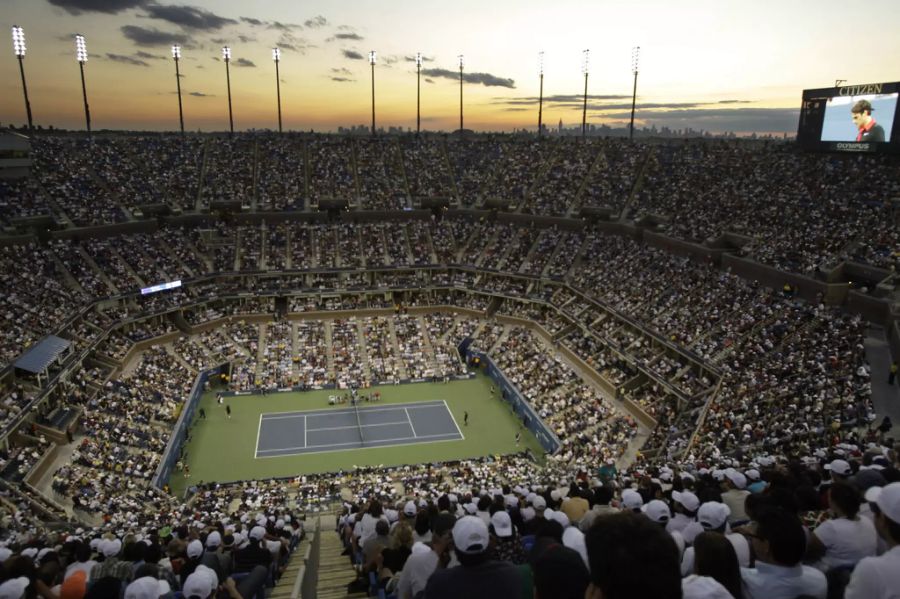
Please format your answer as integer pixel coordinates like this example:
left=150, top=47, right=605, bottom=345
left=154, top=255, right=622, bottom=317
left=813, top=516, right=878, bottom=570
left=844, top=545, right=900, bottom=599
left=741, top=562, right=827, bottom=599
left=721, top=489, right=750, bottom=523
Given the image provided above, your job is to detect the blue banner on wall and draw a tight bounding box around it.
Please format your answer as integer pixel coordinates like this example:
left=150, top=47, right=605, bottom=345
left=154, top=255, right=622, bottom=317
left=466, top=349, right=561, bottom=454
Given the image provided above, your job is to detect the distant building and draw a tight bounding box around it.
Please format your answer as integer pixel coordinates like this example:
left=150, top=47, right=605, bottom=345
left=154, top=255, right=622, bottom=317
left=0, top=129, right=31, bottom=179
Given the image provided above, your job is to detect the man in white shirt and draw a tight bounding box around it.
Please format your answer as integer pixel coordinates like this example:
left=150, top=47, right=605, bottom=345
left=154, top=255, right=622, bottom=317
left=741, top=506, right=826, bottom=599
left=844, top=483, right=900, bottom=599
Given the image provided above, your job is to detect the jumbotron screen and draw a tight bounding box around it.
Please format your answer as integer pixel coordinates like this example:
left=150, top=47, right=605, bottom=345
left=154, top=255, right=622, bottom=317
left=797, top=81, right=900, bottom=153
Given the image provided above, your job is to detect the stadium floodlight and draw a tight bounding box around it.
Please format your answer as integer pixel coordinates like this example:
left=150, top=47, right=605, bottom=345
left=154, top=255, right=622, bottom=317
left=581, top=49, right=590, bottom=139
left=416, top=52, right=422, bottom=136
left=172, top=45, right=185, bottom=136
left=75, top=34, right=87, bottom=63
left=273, top=48, right=282, bottom=133
left=369, top=51, right=376, bottom=135
left=12, top=25, right=25, bottom=57
left=222, top=46, right=234, bottom=135
left=458, top=54, right=464, bottom=132
left=75, top=34, right=91, bottom=134
left=538, top=51, right=545, bottom=137
left=11, top=26, right=33, bottom=131
left=630, top=46, right=640, bottom=141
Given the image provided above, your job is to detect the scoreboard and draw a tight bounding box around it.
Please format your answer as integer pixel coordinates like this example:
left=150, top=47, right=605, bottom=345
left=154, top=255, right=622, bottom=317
left=797, top=82, right=899, bottom=153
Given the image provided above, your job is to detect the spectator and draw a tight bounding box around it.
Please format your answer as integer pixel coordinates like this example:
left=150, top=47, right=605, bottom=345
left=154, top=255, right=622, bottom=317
left=806, top=481, right=877, bottom=570
left=423, top=516, right=523, bottom=599
left=584, top=512, right=682, bottom=599
left=740, top=507, right=826, bottom=599
left=845, top=482, right=900, bottom=599
left=690, top=532, right=744, bottom=599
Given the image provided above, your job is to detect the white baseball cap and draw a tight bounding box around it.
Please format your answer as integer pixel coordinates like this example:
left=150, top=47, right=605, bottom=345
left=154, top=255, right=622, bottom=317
left=452, top=516, right=489, bottom=554
left=698, top=502, right=731, bottom=530
left=724, top=469, right=747, bottom=490
left=865, top=482, right=900, bottom=524
left=642, top=500, right=671, bottom=524
left=124, top=576, right=171, bottom=599
left=490, top=511, right=513, bottom=538
left=187, top=539, right=203, bottom=559
left=672, top=490, right=700, bottom=512
left=0, top=577, right=29, bottom=599
left=826, top=459, right=852, bottom=477
left=532, top=496, right=547, bottom=510
left=621, top=489, right=643, bottom=511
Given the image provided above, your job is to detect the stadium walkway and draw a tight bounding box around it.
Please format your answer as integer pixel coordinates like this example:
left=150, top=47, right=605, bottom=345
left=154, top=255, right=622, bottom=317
left=865, top=326, right=900, bottom=435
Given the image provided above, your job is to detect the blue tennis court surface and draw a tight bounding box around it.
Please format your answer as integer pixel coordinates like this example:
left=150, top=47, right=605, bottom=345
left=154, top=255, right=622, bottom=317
left=254, top=400, right=464, bottom=458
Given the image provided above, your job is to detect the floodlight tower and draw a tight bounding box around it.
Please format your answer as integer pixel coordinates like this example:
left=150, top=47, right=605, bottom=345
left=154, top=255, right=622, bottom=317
left=538, top=51, right=544, bottom=137
left=11, top=26, right=33, bottom=132
left=415, top=52, right=423, bottom=136
left=581, top=49, right=589, bottom=139
left=369, top=50, right=376, bottom=135
left=629, top=46, right=640, bottom=141
left=75, top=34, right=91, bottom=134
left=458, top=54, right=464, bottom=132
left=172, top=45, right=185, bottom=136
left=222, top=46, right=234, bottom=136
left=273, top=47, right=282, bottom=133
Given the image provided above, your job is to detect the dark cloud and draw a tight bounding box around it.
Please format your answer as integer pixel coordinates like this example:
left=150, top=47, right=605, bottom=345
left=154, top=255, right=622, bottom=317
left=425, top=78, right=434, bottom=84
left=268, top=21, right=302, bottom=31
left=238, top=35, right=256, bottom=43
left=382, top=55, right=399, bottom=66
left=342, top=49, right=364, bottom=60
left=121, top=25, right=190, bottom=47
left=717, top=100, right=754, bottom=104
left=331, top=77, right=355, bottom=83
left=233, top=58, right=256, bottom=67
left=503, top=107, right=529, bottom=112
left=331, top=67, right=352, bottom=75
left=47, top=0, right=146, bottom=15
left=492, top=94, right=631, bottom=106
left=134, top=50, right=165, bottom=60
left=328, top=32, right=363, bottom=41
left=404, top=54, right=433, bottom=63
left=143, top=4, right=237, bottom=30
left=277, top=33, right=314, bottom=54
left=211, top=38, right=228, bottom=45
left=189, top=91, right=212, bottom=97
left=240, top=16, right=263, bottom=26
left=105, top=52, right=150, bottom=66
left=422, top=68, right=515, bottom=88
left=305, top=15, right=328, bottom=28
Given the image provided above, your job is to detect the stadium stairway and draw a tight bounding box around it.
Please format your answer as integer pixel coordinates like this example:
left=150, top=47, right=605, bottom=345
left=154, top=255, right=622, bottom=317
left=266, top=522, right=314, bottom=599
left=316, top=514, right=367, bottom=599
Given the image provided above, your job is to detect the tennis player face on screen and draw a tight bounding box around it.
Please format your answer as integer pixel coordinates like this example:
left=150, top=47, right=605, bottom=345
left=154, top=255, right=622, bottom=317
left=850, top=99, right=886, bottom=142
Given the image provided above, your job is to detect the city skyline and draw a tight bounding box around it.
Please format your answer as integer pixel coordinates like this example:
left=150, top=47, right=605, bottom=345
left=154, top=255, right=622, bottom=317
left=2, top=0, right=899, bottom=134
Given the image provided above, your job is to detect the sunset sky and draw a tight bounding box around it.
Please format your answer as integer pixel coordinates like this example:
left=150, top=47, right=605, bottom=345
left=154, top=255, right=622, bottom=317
left=2, top=0, right=899, bottom=134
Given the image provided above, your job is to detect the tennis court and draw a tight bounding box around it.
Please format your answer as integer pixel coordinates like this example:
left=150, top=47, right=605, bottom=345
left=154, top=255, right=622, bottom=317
left=254, top=400, right=464, bottom=458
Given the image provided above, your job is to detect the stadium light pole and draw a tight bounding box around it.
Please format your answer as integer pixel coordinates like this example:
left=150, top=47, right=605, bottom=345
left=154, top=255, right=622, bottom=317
left=629, top=46, right=640, bottom=141
left=172, top=45, right=185, bottom=136
left=581, top=49, right=589, bottom=139
left=458, top=54, right=464, bottom=132
left=273, top=47, right=282, bottom=133
left=75, top=34, right=91, bottom=135
left=11, top=26, right=33, bottom=132
left=415, top=52, right=422, bottom=137
left=223, top=46, right=234, bottom=136
left=537, top=51, right=544, bottom=137
left=369, top=50, right=376, bottom=136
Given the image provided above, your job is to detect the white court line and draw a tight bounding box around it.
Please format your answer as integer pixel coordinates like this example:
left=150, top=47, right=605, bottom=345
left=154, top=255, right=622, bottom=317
left=260, top=400, right=446, bottom=420
left=303, top=415, right=307, bottom=448
left=444, top=400, right=465, bottom=441
left=256, top=431, right=462, bottom=454
left=405, top=408, right=418, bottom=438
left=254, top=413, right=262, bottom=459
left=260, top=413, right=309, bottom=421
left=306, top=421, right=411, bottom=433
